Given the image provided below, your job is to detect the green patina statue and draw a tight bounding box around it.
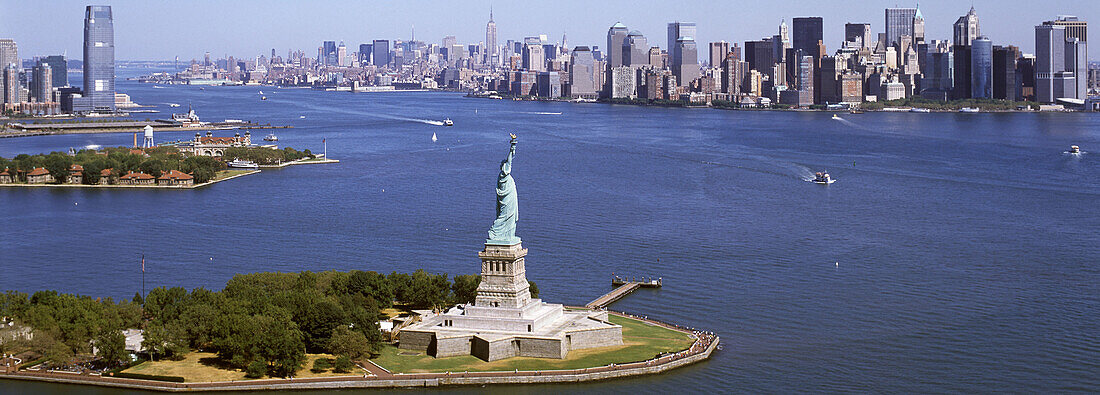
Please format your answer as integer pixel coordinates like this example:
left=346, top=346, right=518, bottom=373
left=487, top=134, right=520, bottom=245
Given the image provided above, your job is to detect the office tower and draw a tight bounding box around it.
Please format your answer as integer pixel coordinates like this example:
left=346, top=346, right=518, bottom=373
left=792, top=17, right=823, bottom=56
left=648, top=47, right=663, bottom=68
left=710, top=41, right=730, bottom=68
left=337, top=42, right=347, bottom=66
left=674, top=37, right=699, bottom=85
left=442, top=36, right=457, bottom=61
left=970, top=37, right=992, bottom=99
left=359, top=44, right=373, bottom=64
left=1035, top=24, right=1070, bottom=102
left=922, top=43, right=954, bottom=94
left=885, top=7, right=917, bottom=46
left=41, top=55, right=67, bottom=87
left=913, top=8, right=925, bottom=42
left=745, top=39, right=774, bottom=73
left=992, top=45, right=1020, bottom=101
left=778, top=20, right=790, bottom=50
left=373, top=40, right=390, bottom=68
left=82, top=5, right=115, bottom=112
left=1043, top=16, right=1088, bottom=98
left=953, top=7, right=980, bottom=46
left=569, top=46, right=598, bottom=98
left=0, top=39, right=18, bottom=68
left=607, top=23, right=629, bottom=67
left=204, top=52, right=211, bottom=67
left=486, top=9, right=498, bottom=67
left=3, top=65, right=18, bottom=105
left=845, top=23, right=872, bottom=49
left=31, top=62, right=52, bottom=102
left=323, top=41, right=337, bottom=65
left=610, top=66, right=636, bottom=98
left=1017, top=55, right=1036, bottom=101
left=625, top=31, right=648, bottom=66
left=536, top=71, right=561, bottom=97
left=667, top=22, right=696, bottom=69
left=819, top=55, right=841, bottom=103
left=952, top=45, right=971, bottom=99
left=522, top=42, right=545, bottom=72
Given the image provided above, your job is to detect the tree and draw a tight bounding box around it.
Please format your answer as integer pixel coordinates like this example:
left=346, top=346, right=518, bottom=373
left=450, top=275, right=480, bottom=305
left=348, top=271, right=393, bottom=308
left=245, top=360, right=267, bottom=378
left=311, top=358, right=332, bottom=373
left=327, top=326, right=371, bottom=360
left=42, top=153, right=72, bottom=184
left=528, top=280, right=539, bottom=298
left=94, top=329, right=127, bottom=367
left=333, top=355, right=354, bottom=373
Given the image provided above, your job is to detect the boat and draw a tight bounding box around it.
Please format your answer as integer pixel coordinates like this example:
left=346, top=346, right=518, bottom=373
left=261, top=96, right=267, bottom=100
left=812, top=171, right=835, bottom=185
left=299, top=115, right=306, bottom=119
left=258, top=90, right=264, bottom=95
left=263, top=133, right=278, bottom=142
left=831, top=114, right=842, bottom=120
left=1069, top=145, right=1081, bottom=154
left=910, top=108, right=931, bottom=113
left=959, top=107, right=980, bottom=113
left=849, top=110, right=864, bottom=114
left=432, top=132, right=438, bottom=142
left=168, top=103, right=180, bottom=108
left=442, top=118, right=454, bottom=126
left=226, top=159, right=259, bottom=169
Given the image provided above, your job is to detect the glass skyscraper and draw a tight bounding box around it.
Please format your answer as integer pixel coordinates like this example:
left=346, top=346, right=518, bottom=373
left=970, top=37, right=992, bottom=99
left=82, top=5, right=114, bottom=112
left=885, top=8, right=917, bottom=47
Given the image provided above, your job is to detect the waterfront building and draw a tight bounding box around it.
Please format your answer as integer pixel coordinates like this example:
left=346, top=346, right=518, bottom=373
left=67, top=165, right=84, bottom=184
left=1017, top=55, right=1037, bottom=101
left=710, top=41, right=730, bottom=68
left=952, top=45, right=971, bottom=99
left=31, top=62, right=52, bottom=103
left=26, top=168, right=54, bottom=184
left=667, top=21, right=697, bottom=70
left=792, top=17, right=824, bottom=103
left=885, top=7, right=917, bottom=47
left=372, top=40, right=390, bottom=68
left=625, top=31, right=649, bottom=67
left=610, top=65, right=637, bottom=99
left=0, top=39, right=17, bottom=68
left=186, top=131, right=252, bottom=157
left=845, top=23, right=872, bottom=49
left=1035, top=22, right=1087, bottom=103
left=921, top=47, right=954, bottom=98
left=745, top=39, right=775, bottom=74
left=1042, top=16, right=1088, bottom=100
left=120, top=172, right=155, bottom=185
left=605, top=23, right=629, bottom=96
left=536, top=71, right=561, bottom=98
left=840, top=71, right=863, bottom=103
left=156, top=170, right=194, bottom=186
left=76, top=5, right=115, bottom=113
left=970, top=37, right=993, bottom=99
left=954, top=7, right=980, bottom=46
left=568, top=46, right=598, bottom=99
left=992, top=45, right=1021, bottom=101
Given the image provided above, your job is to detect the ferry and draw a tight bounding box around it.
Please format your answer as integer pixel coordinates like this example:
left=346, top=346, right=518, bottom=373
left=263, top=133, right=278, bottom=142
left=959, top=107, right=980, bottom=113
left=812, top=171, right=835, bottom=185
left=226, top=159, right=259, bottom=169
left=910, top=108, right=931, bottom=113
left=442, top=118, right=454, bottom=126
left=1069, top=145, right=1081, bottom=155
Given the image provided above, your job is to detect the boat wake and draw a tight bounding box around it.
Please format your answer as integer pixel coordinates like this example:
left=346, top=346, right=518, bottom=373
left=832, top=116, right=869, bottom=130
left=84, top=144, right=101, bottom=150
left=529, top=111, right=563, bottom=115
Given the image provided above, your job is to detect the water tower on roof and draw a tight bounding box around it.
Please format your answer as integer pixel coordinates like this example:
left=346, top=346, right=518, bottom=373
left=142, top=125, right=154, bottom=148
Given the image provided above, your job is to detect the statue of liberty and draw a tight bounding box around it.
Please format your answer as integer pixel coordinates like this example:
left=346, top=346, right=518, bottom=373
left=487, top=134, right=520, bottom=244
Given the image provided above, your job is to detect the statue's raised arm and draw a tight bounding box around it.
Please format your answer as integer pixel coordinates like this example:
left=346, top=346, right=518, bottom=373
left=487, top=134, right=520, bottom=245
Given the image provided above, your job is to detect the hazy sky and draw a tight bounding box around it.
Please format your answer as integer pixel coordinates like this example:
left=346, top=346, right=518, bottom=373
left=1, top=0, right=1097, bottom=61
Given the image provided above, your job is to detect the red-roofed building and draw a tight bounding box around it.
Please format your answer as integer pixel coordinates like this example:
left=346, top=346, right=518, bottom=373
left=119, top=171, right=155, bottom=185
left=99, top=168, right=116, bottom=185
left=68, top=164, right=85, bottom=184
left=0, top=168, right=12, bottom=184
left=186, top=131, right=251, bottom=157
left=156, top=170, right=194, bottom=186
left=26, top=167, right=54, bottom=184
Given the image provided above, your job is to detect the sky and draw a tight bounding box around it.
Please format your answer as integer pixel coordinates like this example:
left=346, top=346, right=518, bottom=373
left=1, top=0, right=1097, bottom=62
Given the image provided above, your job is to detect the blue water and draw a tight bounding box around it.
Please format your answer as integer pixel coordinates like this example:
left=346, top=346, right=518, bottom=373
left=2, top=74, right=1100, bottom=393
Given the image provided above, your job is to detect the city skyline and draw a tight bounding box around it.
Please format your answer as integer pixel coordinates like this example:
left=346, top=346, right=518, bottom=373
left=1, top=0, right=1097, bottom=62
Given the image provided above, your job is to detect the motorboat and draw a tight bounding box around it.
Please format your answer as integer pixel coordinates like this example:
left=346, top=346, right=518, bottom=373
left=442, top=118, right=454, bottom=126
left=226, top=159, right=259, bottom=169
left=168, top=103, right=180, bottom=108
left=849, top=110, right=864, bottom=114
left=261, top=96, right=267, bottom=100
left=1069, top=145, right=1081, bottom=154
left=910, top=108, right=931, bottom=113
left=263, top=133, right=278, bottom=142
left=831, top=114, right=841, bottom=120
left=959, top=107, right=979, bottom=113
left=812, top=171, right=835, bottom=185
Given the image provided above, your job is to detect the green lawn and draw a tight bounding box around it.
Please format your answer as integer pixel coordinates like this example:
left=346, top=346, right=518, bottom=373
left=371, top=315, right=694, bottom=373
left=121, top=352, right=358, bottom=382
left=210, top=170, right=255, bottom=181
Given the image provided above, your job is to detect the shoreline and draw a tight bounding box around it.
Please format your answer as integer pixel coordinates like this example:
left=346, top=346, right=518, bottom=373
left=0, top=170, right=261, bottom=190
left=0, top=311, right=717, bottom=392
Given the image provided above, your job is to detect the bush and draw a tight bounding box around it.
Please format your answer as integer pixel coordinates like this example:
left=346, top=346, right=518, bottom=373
left=245, top=360, right=267, bottom=378
left=311, top=358, right=332, bottom=373
left=332, top=355, right=353, bottom=373
left=111, top=372, right=186, bottom=382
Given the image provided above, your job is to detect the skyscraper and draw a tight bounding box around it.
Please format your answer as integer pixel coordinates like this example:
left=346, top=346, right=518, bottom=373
left=372, top=40, right=390, bottom=68
left=970, top=37, right=992, bottom=99
left=486, top=8, right=498, bottom=68
left=2, top=65, right=18, bottom=105
left=625, top=31, right=648, bottom=66
left=792, top=17, right=823, bottom=103
left=41, top=55, right=67, bottom=87
left=844, top=23, right=872, bottom=49
left=359, top=44, right=373, bottom=64
left=31, top=62, right=52, bottom=103
left=607, top=23, right=629, bottom=68
left=569, top=46, right=598, bottom=98
left=667, top=22, right=696, bottom=70
left=0, top=39, right=17, bottom=68
left=336, top=42, right=347, bottom=66
left=992, top=45, right=1021, bottom=101
left=1043, top=16, right=1088, bottom=98
left=885, top=7, right=917, bottom=47
left=1034, top=22, right=1086, bottom=103
left=953, top=7, right=980, bottom=46
left=323, top=41, right=337, bottom=66
left=673, top=37, right=699, bottom=85
left=81, top=5, right=114, bottom=112
left=709, top=41, right=730, bottom=68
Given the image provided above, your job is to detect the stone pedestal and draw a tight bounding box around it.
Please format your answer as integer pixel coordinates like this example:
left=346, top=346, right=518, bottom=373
left=475, top=242, right=532, bottom=309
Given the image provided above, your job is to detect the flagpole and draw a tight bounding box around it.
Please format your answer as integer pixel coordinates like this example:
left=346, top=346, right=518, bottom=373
left=141, top=253, right=145, bottom=305
left=324, top=138, right=327, bottom=158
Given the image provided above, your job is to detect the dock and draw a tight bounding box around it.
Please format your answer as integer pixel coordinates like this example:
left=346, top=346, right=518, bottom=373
left=586, top=275, right=662, bottom=309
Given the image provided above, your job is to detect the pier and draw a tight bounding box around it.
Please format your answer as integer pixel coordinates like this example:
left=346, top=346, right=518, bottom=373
left=586, top=275, right=662, bottom=309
